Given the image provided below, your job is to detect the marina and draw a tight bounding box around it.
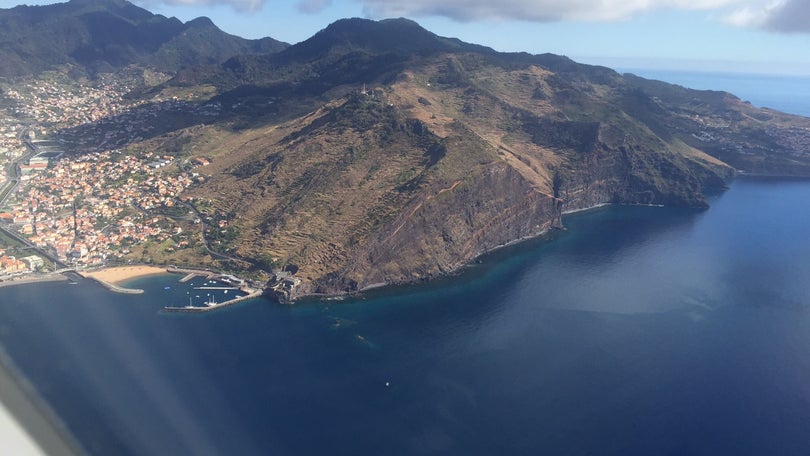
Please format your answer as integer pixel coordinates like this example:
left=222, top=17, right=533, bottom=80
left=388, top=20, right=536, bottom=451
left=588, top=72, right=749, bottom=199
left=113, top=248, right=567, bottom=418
left=163, top=290, right=264, bottom=313
left=162, top=266, right=264, bottom=312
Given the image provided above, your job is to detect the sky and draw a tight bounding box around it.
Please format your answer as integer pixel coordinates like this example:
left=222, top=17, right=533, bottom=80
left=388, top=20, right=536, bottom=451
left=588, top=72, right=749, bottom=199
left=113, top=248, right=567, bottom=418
left=3, top=0, right=810, bottom=74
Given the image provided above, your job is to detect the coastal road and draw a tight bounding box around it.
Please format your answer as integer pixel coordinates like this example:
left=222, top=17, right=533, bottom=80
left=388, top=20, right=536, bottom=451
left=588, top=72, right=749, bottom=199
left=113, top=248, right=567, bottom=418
left=0, top=222, right=67, bottom=269
left=0, top=128, right=37, bottom=208
left=175, top=199, right=252, bottom=266
left=0, top=128, right=68, bottom=268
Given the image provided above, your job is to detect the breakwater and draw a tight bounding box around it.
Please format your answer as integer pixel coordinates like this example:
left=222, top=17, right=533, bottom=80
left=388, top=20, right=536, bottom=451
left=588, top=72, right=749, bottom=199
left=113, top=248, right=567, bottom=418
left=164, top=290, right=264, bottom=313
left=0, top=273, right=68, bottom=289
left=167, top=266, right=217, bottom=280
left=85, top=276, right=144, bottom=294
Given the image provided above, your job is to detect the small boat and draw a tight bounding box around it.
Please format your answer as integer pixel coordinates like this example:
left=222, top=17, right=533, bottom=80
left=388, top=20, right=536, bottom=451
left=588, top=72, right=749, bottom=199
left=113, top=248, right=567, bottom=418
left=164, top=286, right=171, bottom=290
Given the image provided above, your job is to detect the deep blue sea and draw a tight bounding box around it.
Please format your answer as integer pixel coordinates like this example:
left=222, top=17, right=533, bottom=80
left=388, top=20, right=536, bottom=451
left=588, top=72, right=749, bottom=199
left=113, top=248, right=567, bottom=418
left=1, top=178, right=809, bottom=456
left=1, top=74, right=810, bottom=455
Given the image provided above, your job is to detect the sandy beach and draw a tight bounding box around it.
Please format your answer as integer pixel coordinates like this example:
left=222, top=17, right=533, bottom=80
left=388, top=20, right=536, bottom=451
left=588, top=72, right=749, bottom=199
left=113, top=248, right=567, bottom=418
left=81, top=265, right=168, bottom=284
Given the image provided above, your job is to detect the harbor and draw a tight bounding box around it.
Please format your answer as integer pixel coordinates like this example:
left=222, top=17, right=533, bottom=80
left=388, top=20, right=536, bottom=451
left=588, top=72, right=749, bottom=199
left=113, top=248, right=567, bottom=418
left=163, top=266, right=264, bottom=313
left=73, top=265, right=265, bottom=309
left=163, top=290, right=264, bottom=313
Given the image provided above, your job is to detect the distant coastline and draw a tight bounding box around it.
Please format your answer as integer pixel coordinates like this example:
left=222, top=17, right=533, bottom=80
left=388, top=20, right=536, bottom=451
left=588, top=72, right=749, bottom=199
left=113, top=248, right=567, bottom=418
left=614, top=68, right=810, bottom=118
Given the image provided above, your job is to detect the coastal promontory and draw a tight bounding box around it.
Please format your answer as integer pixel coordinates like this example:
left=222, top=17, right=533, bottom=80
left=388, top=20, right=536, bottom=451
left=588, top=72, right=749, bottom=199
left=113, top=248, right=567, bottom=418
left=2, top=5, right=810, bottom=301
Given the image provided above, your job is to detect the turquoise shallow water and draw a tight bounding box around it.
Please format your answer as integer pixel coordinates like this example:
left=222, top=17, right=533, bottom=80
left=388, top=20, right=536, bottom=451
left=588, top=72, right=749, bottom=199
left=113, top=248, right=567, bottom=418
left=1, top=177, right=809, bottom=455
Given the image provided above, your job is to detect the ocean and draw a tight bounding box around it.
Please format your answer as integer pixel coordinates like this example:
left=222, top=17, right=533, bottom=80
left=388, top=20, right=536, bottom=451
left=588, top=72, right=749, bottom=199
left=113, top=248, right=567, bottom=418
left=1, top=73, right=810, bottom=455
left=618, top=68, right=810, bottom=117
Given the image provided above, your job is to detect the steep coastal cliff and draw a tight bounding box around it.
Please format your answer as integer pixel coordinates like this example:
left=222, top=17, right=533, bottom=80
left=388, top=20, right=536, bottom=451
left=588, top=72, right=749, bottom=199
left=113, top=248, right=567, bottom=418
left=20, top=15, right=802, bottom=301
left=159, top=19, right=809, bottom=300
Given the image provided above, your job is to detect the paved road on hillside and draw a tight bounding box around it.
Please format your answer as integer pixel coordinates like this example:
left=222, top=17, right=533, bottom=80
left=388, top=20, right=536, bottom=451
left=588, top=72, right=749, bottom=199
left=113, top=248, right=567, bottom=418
left=0, top=129, right=68, bottom=268
left=0, top=129, right=36, bottom=207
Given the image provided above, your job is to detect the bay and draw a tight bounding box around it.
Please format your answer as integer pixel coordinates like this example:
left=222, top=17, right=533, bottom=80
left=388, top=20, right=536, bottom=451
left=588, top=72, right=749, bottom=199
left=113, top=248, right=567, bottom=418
left=1, top=178, right=810, bottom=455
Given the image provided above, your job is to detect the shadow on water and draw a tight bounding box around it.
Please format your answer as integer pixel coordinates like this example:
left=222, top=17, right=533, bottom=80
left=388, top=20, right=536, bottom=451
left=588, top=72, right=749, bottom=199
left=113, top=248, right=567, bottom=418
left=3, top=179, right=810, bottom=456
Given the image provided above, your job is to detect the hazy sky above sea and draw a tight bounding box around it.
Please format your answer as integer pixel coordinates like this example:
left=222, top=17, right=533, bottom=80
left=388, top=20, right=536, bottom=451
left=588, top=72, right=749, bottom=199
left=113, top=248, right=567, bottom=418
left=3, top=0, right=810, bottom=75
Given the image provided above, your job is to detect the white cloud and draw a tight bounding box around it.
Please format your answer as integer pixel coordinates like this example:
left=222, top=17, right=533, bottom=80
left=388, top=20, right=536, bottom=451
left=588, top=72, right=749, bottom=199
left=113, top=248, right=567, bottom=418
left=135, top=0, right=267, bottom=13
left=357, top=0, right=810, bottom=33
left=723, top=1, right=783, bottom=27
left=724, top=6, right=764, bottom=27
left=358, top=0, right=742, bottom=23
left=758, top=0, right=810, bottom=32
left=132, top=0, right=810, bottom=33
left=724, top=1, right=810, bottom=32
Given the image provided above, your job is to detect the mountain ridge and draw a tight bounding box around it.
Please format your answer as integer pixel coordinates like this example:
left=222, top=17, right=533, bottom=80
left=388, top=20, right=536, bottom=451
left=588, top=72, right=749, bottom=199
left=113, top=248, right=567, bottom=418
left=3, top=6, right=810, bottom=300
left=0, top=0, right=288, bottom=77
left=156, top=17, right=808, bottom=300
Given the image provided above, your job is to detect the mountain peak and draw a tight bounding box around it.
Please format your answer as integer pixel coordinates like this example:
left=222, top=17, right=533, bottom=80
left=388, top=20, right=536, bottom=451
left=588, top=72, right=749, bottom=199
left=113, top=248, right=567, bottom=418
left=0, top=0, right=288, bottom=77
left=66, top=0, right=130, bottom=7
left=285, top=17, right=493, bottom=60
left=69, top=0, right=128, bottom=5
left=185, top=16, right=216, bottom=28
left=64, top=0, right=146, bottom=16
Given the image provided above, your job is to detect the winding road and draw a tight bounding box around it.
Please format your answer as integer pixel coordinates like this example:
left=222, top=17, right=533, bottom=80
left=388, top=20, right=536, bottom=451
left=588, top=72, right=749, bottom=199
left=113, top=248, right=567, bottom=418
left=0, top=129, right=36, bottom=207
left=175, top=199, right=251, bottom=266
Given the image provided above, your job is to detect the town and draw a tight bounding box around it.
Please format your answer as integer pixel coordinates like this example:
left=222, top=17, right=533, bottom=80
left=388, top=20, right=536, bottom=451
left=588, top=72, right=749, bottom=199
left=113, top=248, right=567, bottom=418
left=3, top=149, right=200, bottom=265
left=0, top=71, right=215, bottom=278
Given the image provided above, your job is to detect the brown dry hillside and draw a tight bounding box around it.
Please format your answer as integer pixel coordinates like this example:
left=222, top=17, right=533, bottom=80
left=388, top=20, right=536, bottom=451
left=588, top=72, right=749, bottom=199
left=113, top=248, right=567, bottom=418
left=116, top=18, right=810, bottom=299
left=176, top=53, right=739, bottom=298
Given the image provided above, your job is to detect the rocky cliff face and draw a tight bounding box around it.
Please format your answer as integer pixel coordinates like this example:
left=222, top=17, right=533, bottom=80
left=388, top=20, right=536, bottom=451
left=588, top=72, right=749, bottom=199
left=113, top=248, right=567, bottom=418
left=184, top=40, right=799, bottom=300
left=183, top=67, right=739, bottom=300
left=304, top=158, right=562, bottom=297
left=61, top=17, right=807, bottom=301
left=557, top=125, right=735, bottom=213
